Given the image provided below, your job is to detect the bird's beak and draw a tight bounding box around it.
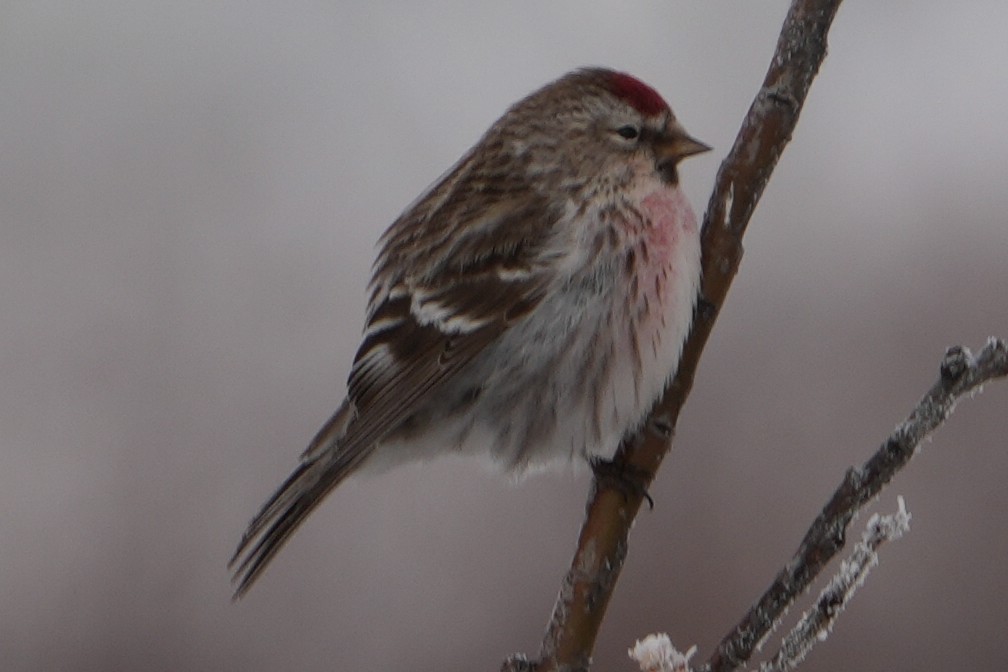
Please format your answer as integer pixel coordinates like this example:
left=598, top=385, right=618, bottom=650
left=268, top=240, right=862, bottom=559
left=656, top=122, right=712, bottom=164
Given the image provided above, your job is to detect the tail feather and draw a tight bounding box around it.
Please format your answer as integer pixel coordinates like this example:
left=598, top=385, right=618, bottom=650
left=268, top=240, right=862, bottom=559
left=229, top=404, right=359, bottom=598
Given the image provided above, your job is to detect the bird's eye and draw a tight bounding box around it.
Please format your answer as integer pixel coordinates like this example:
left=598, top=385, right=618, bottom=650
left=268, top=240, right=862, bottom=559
left=616, top=125, right=640, bottom=140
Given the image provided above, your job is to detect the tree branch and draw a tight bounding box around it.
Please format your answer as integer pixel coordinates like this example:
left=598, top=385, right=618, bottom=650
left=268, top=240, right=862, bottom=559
left=524, top=1, right=845, bottom=670
left=759, top=496, right=912, bottom=672
left=702, top=338, right=1008, bottom=672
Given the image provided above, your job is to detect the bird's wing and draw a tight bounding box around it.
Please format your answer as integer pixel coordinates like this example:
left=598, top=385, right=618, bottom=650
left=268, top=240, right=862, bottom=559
left=230, top=171, right=562, bottom=595
left=338, top=191, right=558, bottom=462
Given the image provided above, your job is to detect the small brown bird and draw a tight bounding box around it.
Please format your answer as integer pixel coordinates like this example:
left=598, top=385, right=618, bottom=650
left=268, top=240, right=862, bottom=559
left=230, top=68, right=709, bottom=596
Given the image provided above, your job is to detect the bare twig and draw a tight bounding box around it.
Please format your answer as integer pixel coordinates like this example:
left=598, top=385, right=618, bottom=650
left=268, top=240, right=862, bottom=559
left=703, top=338, right=1008, bottom=672
left=616, top=497, right=913, bottom=672
left=761, top=497, right=911, bottom=672
left=527, top=1, right=845, bottom=670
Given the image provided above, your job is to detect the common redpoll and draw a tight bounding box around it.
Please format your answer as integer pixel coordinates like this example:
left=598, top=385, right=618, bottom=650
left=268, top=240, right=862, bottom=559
left=230, top=67, right=709, bottom=595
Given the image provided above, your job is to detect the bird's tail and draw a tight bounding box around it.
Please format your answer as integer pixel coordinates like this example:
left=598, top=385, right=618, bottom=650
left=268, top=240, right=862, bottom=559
left=228, top=403, right=359, bottom=598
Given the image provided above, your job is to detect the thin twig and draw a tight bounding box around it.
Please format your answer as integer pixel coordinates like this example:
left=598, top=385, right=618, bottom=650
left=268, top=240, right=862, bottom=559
left=528, top=1, right=844, bottom=670
left=702, top=338, right=1008, bottom=672
left=761, top=496, right=911, bottom=672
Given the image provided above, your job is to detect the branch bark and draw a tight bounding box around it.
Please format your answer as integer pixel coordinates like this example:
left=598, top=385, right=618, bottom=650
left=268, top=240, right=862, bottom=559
left=524, top=1, right=845, bottom=670
left=703, top=338, right=1008, bottom=672
left=760, top=497, right=911, bottom=672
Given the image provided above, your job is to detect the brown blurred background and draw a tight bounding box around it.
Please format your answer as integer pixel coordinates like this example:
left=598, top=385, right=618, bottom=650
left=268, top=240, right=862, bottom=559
left=2, top=2, right=1006, bottom=671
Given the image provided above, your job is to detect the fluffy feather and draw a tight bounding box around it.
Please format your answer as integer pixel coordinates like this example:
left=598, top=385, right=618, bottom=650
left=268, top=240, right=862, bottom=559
left=229, top=67, right=708, bottom=596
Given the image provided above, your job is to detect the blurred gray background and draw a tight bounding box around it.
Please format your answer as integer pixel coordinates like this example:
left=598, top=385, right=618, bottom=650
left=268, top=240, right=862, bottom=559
left=2, top=2, right=1006, bottom=670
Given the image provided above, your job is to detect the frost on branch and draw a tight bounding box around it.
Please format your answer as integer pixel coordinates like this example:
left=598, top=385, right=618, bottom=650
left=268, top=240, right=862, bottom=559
left=761, top=498, right=911, bottom=672
left=703, top=339, right=1007, bottom=672
left=629, top=634, right=697, bottom=672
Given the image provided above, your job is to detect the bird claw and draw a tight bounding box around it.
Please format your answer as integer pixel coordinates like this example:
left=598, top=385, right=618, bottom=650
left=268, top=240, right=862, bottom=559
left=589, top=457, right=654, bottom=509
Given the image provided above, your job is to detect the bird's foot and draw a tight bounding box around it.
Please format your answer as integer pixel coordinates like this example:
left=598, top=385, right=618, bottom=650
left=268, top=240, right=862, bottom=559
left=589, top=457, right=654, bottom=509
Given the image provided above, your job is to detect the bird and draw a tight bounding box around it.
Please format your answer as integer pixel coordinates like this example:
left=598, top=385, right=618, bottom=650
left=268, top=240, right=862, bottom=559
left=230, top=67, right=710, bottom=596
